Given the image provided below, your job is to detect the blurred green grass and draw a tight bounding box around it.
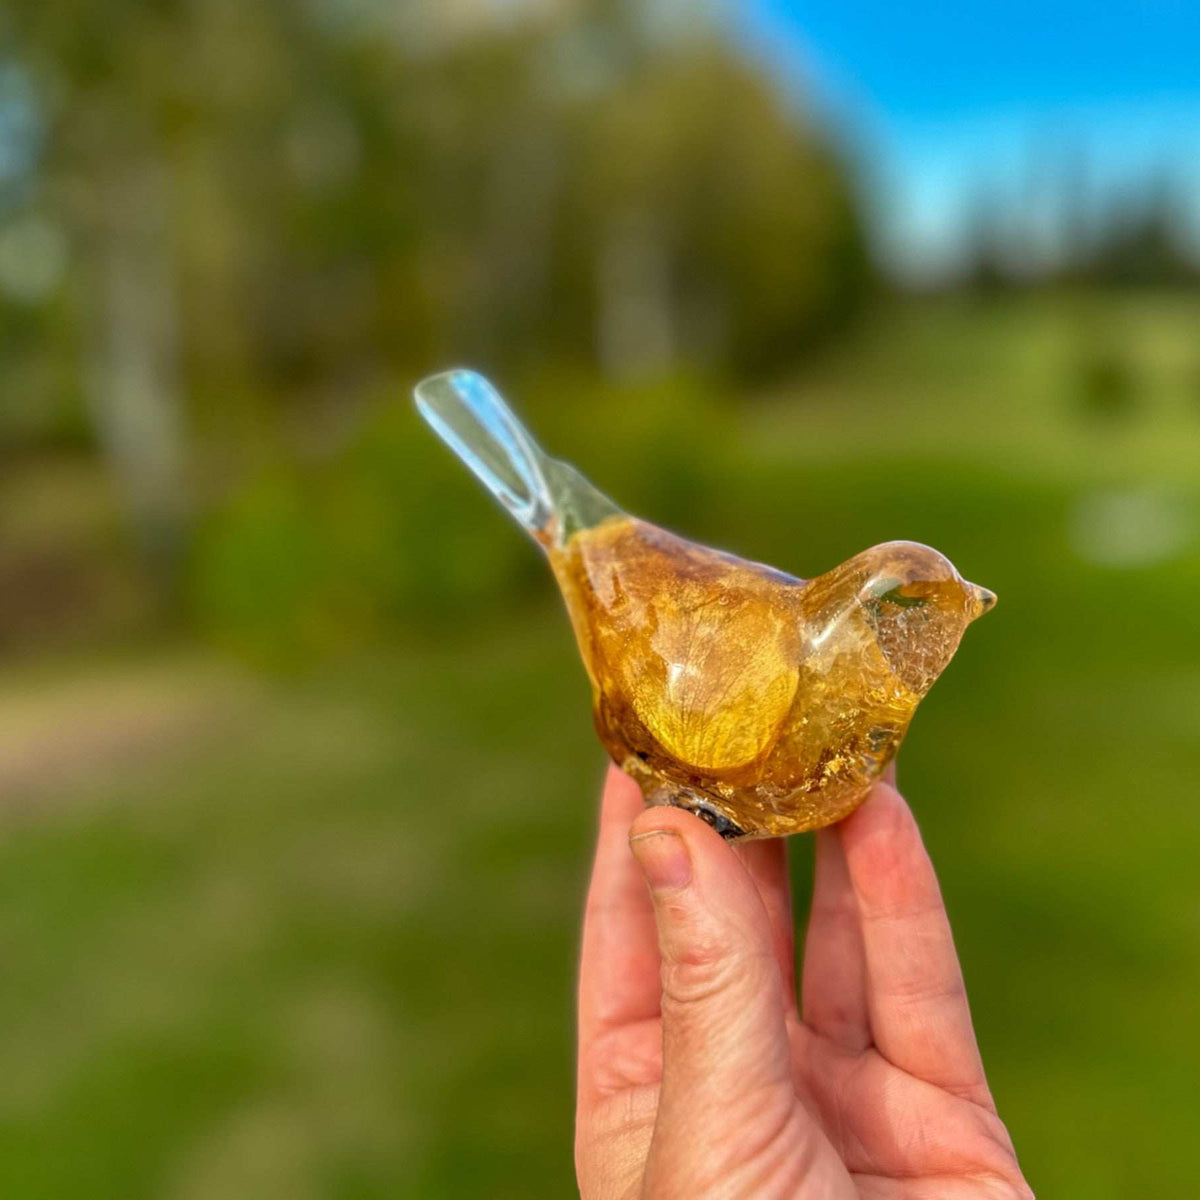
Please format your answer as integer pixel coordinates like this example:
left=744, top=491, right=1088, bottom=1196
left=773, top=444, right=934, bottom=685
left=2, top=294, right=1199, bottom=1198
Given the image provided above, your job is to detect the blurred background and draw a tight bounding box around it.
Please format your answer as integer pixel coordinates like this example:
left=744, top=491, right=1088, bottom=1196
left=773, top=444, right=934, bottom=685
left=0, top=0, right=1197, bottom=1195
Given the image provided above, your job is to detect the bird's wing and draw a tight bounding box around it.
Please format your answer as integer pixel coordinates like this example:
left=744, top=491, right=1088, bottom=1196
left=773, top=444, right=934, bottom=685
left=624, top=589, right=800, bottom=772
left=569, top=517, right=803, bottom=774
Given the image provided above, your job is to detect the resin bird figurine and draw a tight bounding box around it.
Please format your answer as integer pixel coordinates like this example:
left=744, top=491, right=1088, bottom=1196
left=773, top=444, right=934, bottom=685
left=414, top=370, right=995, bottom=839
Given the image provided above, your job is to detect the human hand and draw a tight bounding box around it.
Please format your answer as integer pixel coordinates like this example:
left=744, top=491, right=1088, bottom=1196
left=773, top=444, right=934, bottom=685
left=575, top=765, right=1032, bottom=1199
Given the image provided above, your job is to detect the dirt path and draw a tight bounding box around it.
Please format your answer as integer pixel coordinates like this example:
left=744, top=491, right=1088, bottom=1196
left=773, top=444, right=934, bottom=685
left=0, top=652, right=256, bottom=802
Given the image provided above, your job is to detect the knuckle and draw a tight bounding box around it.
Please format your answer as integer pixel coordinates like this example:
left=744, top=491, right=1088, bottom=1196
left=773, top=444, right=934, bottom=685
left=660, top=941, right=772, bottom=1008
left=862, top=893, right=945, bottom=927
left=661, top=945, right=735, bottom=1005
left=883, top=970, right=967, bottom=1009
left=669, top=928, right=728, bottom=972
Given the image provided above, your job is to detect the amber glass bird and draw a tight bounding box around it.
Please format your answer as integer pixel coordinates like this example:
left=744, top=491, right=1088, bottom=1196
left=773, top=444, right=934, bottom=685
left=415, top=370, right=995, bottom=839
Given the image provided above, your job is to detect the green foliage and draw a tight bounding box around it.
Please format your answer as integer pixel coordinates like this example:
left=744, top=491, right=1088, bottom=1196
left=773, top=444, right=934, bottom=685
left=191, top=410, right=535, bottom=666
left=1076, top=347, right=1137, bottom=423
left=0, top=2, right=870, bottom=452
left=191, top=468, right=333, bottom=665
left=0, top=1, right=873, bottom=629
left=522, top=367, right=737, bottom=524
left=552, top=43, right=869, bottom=377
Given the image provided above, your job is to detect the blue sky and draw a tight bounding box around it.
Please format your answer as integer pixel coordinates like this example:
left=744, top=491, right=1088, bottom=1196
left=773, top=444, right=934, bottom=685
left=737, top=0, right=1200, bottom=278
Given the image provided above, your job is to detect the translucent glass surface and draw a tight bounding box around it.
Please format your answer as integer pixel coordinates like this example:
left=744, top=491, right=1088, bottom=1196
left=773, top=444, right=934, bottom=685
left=415, top=371, right=995, bottom=838
left=414, top=370, right=617, bottom=546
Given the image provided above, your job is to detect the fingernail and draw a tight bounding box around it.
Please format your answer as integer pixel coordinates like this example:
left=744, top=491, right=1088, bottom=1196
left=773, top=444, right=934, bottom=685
left=630, top=829, right=692, bottom=891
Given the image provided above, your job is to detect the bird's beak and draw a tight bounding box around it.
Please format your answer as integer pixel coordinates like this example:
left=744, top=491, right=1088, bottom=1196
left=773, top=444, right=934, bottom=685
left=967, top=583, right=997, bottom=620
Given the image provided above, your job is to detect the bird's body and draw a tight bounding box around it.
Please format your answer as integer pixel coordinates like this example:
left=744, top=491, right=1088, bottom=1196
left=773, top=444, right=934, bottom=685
left=415, top=370, right=994, bottom=838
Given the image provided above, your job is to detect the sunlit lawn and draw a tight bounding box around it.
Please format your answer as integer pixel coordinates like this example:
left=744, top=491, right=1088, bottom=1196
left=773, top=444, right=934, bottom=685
left=1, top=294, right=1198, bottom=1198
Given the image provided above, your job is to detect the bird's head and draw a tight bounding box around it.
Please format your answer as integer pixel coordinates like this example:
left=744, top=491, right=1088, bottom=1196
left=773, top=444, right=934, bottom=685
left=858, top=541, right=995, bottom=617
left=837, top=541, right=995, bottom=697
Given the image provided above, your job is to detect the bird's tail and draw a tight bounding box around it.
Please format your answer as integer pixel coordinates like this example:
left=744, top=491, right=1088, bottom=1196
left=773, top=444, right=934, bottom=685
left=413, top=369, right=619, bottom=548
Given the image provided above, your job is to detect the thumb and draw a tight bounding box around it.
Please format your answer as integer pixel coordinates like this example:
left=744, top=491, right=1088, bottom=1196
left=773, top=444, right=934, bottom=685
left=629, top=808, right=795, bottom=1135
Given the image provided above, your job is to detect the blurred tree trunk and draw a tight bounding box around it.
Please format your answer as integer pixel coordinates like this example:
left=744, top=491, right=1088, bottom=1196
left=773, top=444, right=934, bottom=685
left=596, top=208, right=676, bottom=381
left=86, top=158, right=188, bottom=601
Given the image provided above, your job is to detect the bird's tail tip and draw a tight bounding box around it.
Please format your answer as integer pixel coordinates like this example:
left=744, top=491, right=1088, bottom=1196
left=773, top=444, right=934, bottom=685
left=414, top=369, right=621, bottom=548
left=413, top=369, right=555, bottom=537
